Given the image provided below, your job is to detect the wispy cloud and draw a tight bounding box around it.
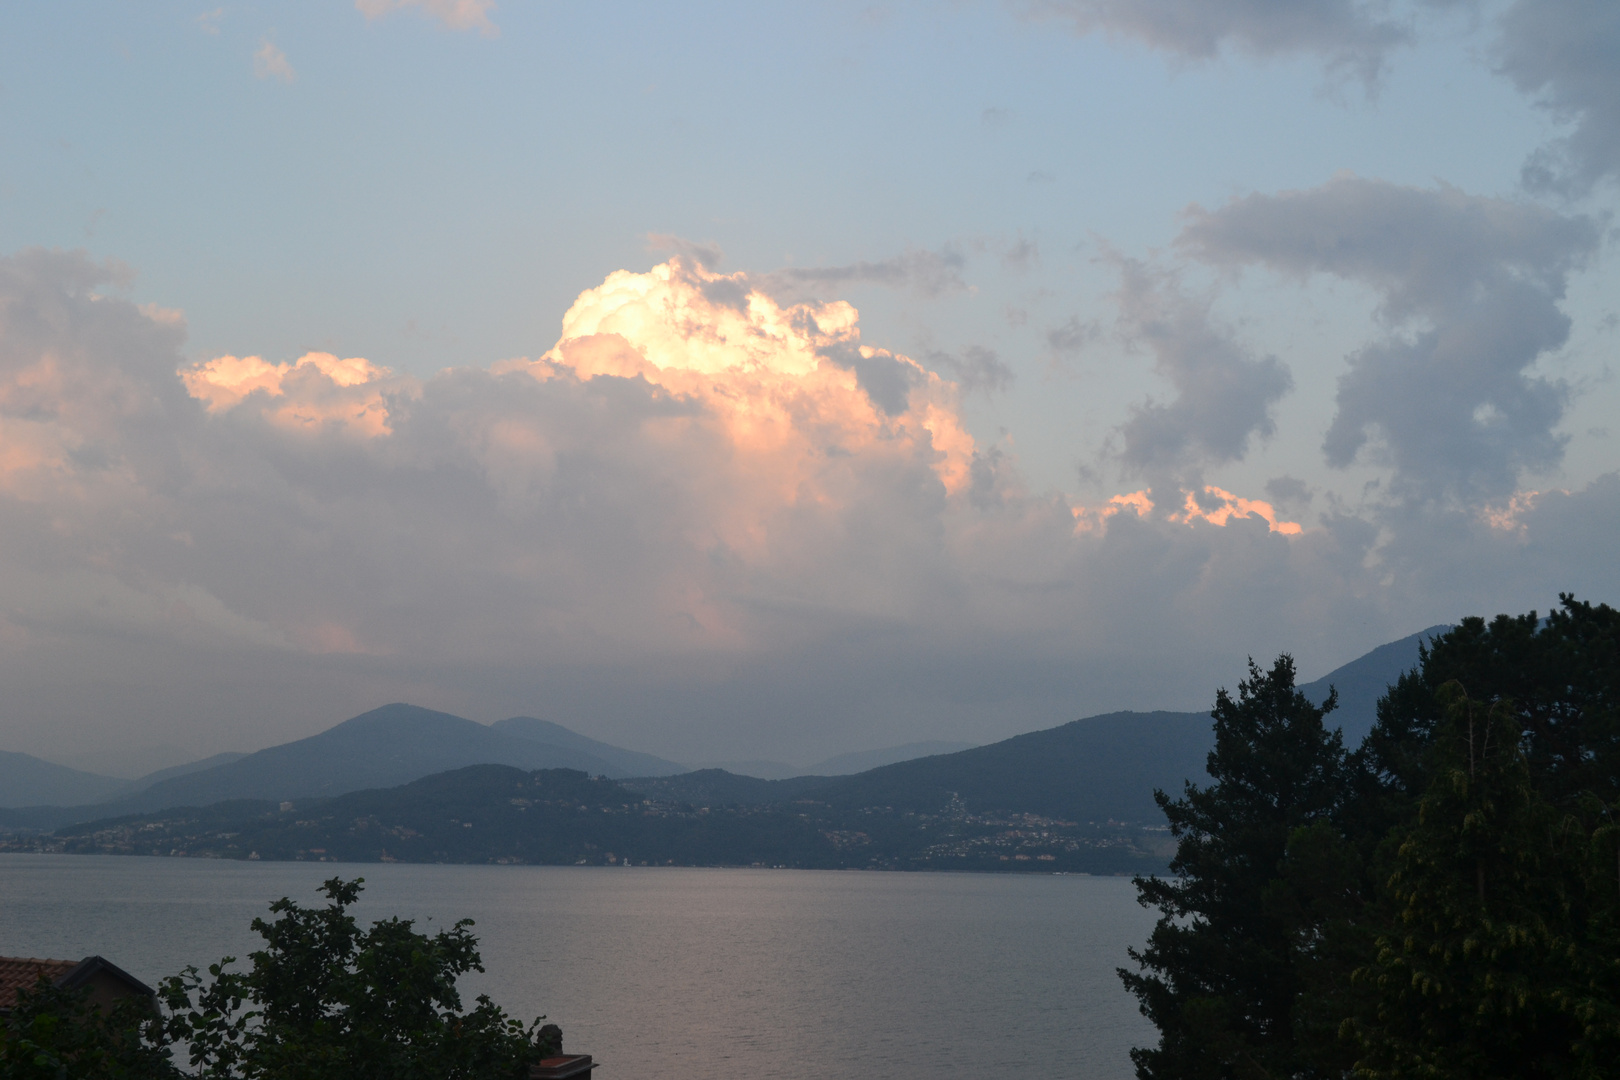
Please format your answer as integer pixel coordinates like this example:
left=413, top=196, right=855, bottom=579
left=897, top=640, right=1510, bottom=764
left=764, top=246, right=968, bottom=300
left=253, top=38, right=294, bottom=82
left=645, top=233, right=725, bottom=270
left=1015, top=0, right=1412, bottom=88
left=355, top=0, right=499, bottom=37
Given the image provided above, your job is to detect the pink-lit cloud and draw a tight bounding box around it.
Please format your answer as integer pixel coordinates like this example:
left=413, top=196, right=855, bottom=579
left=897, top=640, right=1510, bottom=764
left=1170, top=486, right=1302, bottom=535
left=2, top=248, right=1613, bottom=764
left=182, top=352, right=406, bottom=436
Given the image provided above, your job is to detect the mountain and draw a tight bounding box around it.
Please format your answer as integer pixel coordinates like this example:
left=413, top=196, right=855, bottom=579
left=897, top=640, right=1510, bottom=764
left=805, top=740, right=979, bottom=776
left=85, top=704, right=679, bottom=817
left=489, top=717, right=686, bottom=777
left=688, top=742, right=981, bottom=780
left=690, top=759, right=801, bottom=780
left=0, top=622, right=1441, bottom=833
left=23, top=765, right=1169, bottom=874
left=132, top=752, right=249, bottom=789
left=626, top=625, right=1443, bottom=824
left=1297, top=625, right=1450, bottom=743
left=780, top=711, right=1210, bottom=824
left=628, top=713, right=1210, bottom=824
left=0, top=752, right=130, bottom=808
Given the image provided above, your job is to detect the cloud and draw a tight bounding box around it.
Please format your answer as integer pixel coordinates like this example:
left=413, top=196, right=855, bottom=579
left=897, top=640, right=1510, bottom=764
left=1106, top=255, right=1292, bottom=478
left=926, top=345, right=1017, bottom=396
left=182, top=352, right=411, bottom=437
left=4, top=247, right=1612, bottom=764
left=1264, top=474, right=1314, bottom=508
left=645, top=233, right=724, bottom=270
left=1492, top=0, right=1620, bottom=195
left=197, top=8, right=223, bottom=35
left=1017, top=0, right=1412, bottom=85
left=253, top=39, right=295, bottom=82
left=355, top=0, right=498, bottom=36
left=763, top=246, right=968, bottom=300
left=1180, top=174, right=1599, bottom=503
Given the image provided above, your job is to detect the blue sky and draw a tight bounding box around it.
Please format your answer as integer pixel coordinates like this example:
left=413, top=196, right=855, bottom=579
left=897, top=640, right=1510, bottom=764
left=0, top=0, right=1616, bottom=773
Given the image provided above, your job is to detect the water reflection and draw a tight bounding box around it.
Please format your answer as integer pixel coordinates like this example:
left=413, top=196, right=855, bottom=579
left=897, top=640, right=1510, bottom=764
left=0, top=855, right=1152, bottom=1080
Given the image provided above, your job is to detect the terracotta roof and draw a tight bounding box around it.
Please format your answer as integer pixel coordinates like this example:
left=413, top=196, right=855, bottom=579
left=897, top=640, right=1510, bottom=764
left=0, top=957, right=79, bottom=1011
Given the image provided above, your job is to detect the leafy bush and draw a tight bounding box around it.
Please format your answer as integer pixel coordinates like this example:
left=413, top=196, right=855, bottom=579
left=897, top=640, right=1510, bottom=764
left=2, top=877, right=559, bottom=1080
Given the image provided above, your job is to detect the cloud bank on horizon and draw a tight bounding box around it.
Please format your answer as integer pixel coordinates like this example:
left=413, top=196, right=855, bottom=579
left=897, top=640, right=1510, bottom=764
left=2, top=235, right=1615, bottom=763
left=0, top=0, right=1616, bottom=765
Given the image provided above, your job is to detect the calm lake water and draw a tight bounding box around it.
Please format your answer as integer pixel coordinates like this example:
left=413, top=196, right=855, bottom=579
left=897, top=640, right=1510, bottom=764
left=0, top=854, right=1155, bottom=1079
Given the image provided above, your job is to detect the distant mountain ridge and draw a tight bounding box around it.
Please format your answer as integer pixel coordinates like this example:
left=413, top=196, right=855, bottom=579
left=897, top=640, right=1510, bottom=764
left=0, top=752, right=131, bottom=808
left=625, top=626, right=1451, bottom=823
left=1297, top=625, right=1451, bottom=743
left=626, top=711, right=1213, bottom=825
left=101, top=704, right=689, bottom=815
left=1, top=623, right=1444, bottom=825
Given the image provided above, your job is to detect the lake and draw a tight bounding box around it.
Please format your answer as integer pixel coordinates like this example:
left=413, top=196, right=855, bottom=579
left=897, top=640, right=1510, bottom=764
left=0, top=854, right=1156, bottom=1079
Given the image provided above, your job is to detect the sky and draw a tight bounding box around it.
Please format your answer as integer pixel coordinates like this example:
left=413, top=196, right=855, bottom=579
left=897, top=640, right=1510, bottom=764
left=1, top=0, right=1617, bottom=776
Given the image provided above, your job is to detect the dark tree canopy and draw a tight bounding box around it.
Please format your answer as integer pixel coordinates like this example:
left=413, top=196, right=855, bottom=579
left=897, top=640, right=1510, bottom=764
left=1119, top=655, right=1348, bottom=1080
left=1, top=878, right=559, bottom=1080
left=1123, top=595, right=1620, bottom=1080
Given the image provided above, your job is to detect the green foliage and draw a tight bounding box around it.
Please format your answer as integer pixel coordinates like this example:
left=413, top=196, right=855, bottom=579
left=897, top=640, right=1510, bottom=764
left=1119, top=655, right=1348, bottom=1080
left=0, top=980, right=175, bottom=1080
left=1123, top=595, right=1620, bottom=1080
left=3, top=879, right=558, bottom=1080
left=157, top=877, right=558, bottom=1080
left=1352, top=685, right=1620, bottom=1080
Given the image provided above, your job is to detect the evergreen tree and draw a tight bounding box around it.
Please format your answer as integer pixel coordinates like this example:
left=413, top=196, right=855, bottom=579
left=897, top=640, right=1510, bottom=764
left=1120, top=655, right=1348, bottom=1080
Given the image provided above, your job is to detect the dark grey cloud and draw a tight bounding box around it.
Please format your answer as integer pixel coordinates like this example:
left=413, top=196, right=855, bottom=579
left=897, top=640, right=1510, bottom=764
left=1180, top=175, right=1599, bottom=502
left=1019, top=0, right=1412, bottom=85
left=1107, top=257, right=1293, bottom=476
left=817, top=342, right=921, bottom=415
left=1265, top=475, right=1315, bottom=507
left=1493, top=0, right=1620, bottom=196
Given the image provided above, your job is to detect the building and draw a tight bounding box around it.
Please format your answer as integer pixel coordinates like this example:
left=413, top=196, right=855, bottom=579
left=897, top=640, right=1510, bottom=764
left=0, top=955, right=156, bottom=1017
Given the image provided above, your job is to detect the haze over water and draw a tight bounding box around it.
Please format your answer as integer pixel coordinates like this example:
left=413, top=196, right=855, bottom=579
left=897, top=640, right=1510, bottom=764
left=0, top=855, right=1153, bottom=1080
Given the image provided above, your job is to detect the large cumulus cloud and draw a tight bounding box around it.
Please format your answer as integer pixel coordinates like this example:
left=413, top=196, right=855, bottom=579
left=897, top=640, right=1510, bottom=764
left=1, top=248, right=1613, bottom=763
